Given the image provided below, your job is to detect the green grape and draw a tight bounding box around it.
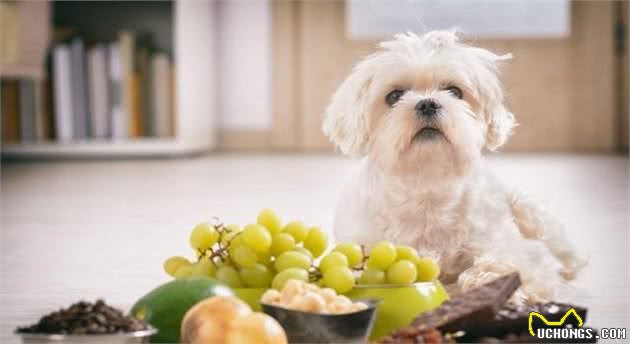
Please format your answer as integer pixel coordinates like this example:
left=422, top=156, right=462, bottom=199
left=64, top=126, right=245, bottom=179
left=163, top=256, right=192, bottom=277
left=214, top=259, right=231, bottom=270
left=190, top=223, right=219, bottom=251
left=240, top=264, right=273, bottom=288
left=271, top=268, right=308, bottom=290
left=274, top=251, right=311, bottom=272
left=242, top=224, right=272, bottom=253
left=396, top=245, right=419, bottom=261
left=257, top=209, right=282, bottom=234
left=303, top=227, right=328, bottom=257
left=386, top=260, right=417, bottom=285
left=292, top=246, right=313, bottom=258
left=358, top=268, right=386, bottom=285
left=221, top=224, right=241, bottom=246
left=190, top=260, right=216, bottom=277
left=283, top=221, right=308, bottom=243
left=322, top=266, right=355, bottom=293
left=174, top=265, right=193, bottom=279
left=319, top=252, right=348, bottom=273
left=228, top=235, right=244, bottom=257
left=257, top=251, right=272, bottom=266
left=333, top=243, right=363, bottom=267
left=367, top=241, right=397, bottom=270
left=232, top=245, right=258, bottom=268
left=216, top=265, right=244, bottom=288
left=270, top=233, right=296, bottom=257
left=415, top=257, right=441, bottom=282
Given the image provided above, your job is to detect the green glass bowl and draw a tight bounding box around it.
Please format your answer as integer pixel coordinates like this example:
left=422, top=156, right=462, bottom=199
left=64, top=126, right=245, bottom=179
left=346, top=281, right=449, bottom=340
left=233, top=288, right=266, bottom=311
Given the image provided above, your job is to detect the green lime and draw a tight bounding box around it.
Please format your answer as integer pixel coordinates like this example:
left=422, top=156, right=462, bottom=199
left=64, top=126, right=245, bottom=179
left=130, top=277, right=233, bottom=343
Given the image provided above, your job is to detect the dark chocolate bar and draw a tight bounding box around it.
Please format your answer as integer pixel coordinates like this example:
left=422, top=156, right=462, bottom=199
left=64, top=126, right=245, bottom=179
left=412, top=272, right=522, bottom=333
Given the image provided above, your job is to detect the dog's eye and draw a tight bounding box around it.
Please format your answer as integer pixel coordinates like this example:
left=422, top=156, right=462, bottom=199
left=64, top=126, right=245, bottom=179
left=445, top=86, right=463, bottom=99
left=385, top=89, right=406, bottom=106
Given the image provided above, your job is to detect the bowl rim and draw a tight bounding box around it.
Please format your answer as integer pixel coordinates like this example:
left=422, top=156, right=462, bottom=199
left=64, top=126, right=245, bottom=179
left=15, top=327, right=158, bottom=340
left=352, top=281, right=439, bottom=289
left=261, top=298, right=380, bottom=317
left=233, top=281, right=439, bottom=291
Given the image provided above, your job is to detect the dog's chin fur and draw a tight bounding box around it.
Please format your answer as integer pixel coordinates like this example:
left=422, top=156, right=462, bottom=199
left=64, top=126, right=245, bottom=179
left=323, top=30, right=585, bottom=304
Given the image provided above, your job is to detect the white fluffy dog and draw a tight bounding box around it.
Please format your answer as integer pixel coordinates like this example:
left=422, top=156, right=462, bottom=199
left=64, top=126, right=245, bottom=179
left=323, top=30, right=584, bottom=304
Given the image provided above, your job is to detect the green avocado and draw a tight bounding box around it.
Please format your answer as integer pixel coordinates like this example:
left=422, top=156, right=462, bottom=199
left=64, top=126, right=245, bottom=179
left=130, top=277, right=233, bottom=343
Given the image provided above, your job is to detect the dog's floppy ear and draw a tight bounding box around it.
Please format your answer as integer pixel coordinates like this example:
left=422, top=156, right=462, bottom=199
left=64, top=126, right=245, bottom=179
left=486, top=103, right=516, bottom=151
left=322, top=65, right=374, bottom=156
left=473, top=50, right=516, bottom=151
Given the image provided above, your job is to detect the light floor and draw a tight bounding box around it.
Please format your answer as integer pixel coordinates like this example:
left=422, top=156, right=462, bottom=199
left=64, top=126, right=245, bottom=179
left=1, top=153, right=628, bottom=342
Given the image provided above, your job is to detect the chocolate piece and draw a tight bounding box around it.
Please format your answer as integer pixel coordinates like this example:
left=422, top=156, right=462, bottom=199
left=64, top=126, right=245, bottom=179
left=474, top=302, right=587, bottom=339
left=412, top=272, right=521, bottom=333
left=16, top=299, right=148, bottom=335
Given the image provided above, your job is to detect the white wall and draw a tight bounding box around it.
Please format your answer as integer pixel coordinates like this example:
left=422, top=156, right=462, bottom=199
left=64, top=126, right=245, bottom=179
left=217, top=0, right=272, bottom=130
left=176, top=1, right=217, bottom=147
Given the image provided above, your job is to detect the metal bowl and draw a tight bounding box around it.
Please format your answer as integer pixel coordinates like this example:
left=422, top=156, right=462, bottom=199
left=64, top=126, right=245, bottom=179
left=16, top=327, right=157, bottom=343
left=262, top=299, right=378, bottom=344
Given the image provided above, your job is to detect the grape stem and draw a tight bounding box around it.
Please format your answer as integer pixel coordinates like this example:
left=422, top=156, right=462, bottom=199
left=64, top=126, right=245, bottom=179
left=309, top=266, right=323, bottom=282
left=350, top=244, right=370, bottom=272
left=197, top=220, right=240, bottom=267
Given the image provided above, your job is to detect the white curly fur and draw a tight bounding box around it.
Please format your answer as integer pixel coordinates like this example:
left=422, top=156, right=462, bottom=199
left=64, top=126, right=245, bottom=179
left=323, top=30, right=585, bottom=304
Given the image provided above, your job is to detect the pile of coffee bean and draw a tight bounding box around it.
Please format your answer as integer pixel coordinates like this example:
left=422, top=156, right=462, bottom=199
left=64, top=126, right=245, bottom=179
left=16, top=299, right=148, bottom=335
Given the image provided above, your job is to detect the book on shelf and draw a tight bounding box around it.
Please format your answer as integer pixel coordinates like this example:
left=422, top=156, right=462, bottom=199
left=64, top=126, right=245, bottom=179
left=87, top=44, right=110, bottom=138
left=119, top=30, right=136, bottom=138
left=130, top=73, right=142, bottom=137
left=1, top=79, right=43, bottom=143
left=136, top=34, right=154, bottom=137
left=18, top=79, right=36, bottom=142
left=39, top=78, right=54, bottom=141
left=152, top=53, right=173, bottom=138
left=70, top=38, right=90, bottom=140
left=52, top=44, right=73, bottom=142
left=107, top=42, right=127, bottom=141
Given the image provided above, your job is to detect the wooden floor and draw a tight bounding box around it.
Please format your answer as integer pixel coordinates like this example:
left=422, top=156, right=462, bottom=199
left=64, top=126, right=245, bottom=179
left=1, top=153, right=628, bottom=342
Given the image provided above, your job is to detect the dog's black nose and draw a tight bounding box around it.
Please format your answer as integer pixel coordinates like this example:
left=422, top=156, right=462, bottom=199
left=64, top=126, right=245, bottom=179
left=415, top=99, right=441, bottom=117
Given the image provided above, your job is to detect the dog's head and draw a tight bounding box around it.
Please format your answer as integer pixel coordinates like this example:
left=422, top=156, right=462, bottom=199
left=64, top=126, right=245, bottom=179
left=323, top=30, right=515, bottom=182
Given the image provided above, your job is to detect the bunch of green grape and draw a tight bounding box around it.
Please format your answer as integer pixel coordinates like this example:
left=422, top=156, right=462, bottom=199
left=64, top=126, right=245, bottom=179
left=163, top=209, right=440, bottom=294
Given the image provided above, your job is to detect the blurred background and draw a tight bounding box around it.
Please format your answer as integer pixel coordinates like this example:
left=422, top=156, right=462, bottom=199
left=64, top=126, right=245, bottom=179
left=0, top=0, right=628, bottom=155
left=1, top=0, right=629, bottom=342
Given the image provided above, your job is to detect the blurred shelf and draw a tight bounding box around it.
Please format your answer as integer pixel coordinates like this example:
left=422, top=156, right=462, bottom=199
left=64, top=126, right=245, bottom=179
left=1, top=138, right=211, bottom=159
left=1, top=2, right=216, bottom=160
left=0, top=65, right=45, bottom=79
